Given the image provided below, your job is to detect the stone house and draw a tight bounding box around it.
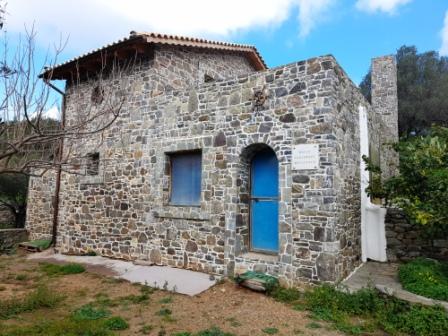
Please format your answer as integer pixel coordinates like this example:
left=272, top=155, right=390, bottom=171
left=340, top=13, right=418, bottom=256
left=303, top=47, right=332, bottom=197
left=25, top=32, right=398, bottom=285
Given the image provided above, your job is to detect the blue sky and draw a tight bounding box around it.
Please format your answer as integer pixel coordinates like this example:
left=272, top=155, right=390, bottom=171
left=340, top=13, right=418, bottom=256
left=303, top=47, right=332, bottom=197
left=5, top=0, right=448, bottom=88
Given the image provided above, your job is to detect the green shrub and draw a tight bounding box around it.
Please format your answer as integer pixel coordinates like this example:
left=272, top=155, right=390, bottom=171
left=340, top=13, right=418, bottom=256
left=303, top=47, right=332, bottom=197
left=0, top=318, right=114, bottom=336
left=0, top=285, right=63, bottom=319
left=40, top=262, right=85, bottom=276
left=103, top=316, right=129, bottom=330
left=71, top=304, right=110, bottom=321
left=269, top=286, right=302, bottom=303
left=272, top=283, right=448, bottom=336
left=261, top=327, right=279, bottom=334
left=399, top=258, right=448, bottom=301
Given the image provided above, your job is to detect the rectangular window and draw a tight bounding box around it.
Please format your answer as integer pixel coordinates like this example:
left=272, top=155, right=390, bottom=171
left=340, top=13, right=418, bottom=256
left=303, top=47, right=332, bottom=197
left=169, top=151, right=202, bottom=206
left=86, top=152, right=100, bottom=176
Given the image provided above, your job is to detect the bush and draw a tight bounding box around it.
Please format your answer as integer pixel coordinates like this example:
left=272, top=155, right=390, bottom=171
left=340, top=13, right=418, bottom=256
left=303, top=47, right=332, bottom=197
left=272, top=284, right=448, bottom=336
left=72, top=304, right=110, bottom=321
left=40, top=262, right=85, bottom=276
left=0, top=285, right=63, bottom=319
left=103, top=316, right=129, bottom=330
left=365, top=126, right=448, bottom=239
left=399, top=258, right=448, bottom=301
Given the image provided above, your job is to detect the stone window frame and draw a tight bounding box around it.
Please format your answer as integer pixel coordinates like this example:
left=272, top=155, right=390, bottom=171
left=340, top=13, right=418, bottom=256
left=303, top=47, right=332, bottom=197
left=79, top=151, right=104, bottom=185
left=153, top=137, right=211, bottom=222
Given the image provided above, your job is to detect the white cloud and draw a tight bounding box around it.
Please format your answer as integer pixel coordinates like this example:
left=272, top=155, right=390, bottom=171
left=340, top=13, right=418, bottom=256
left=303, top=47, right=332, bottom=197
left=441, top=11, right=448, bottom=56
left=6, top=0, right=334, bottom=54
left=296, top=0, right=334, bottom=38
left=356, top=0, right=411, bottom=14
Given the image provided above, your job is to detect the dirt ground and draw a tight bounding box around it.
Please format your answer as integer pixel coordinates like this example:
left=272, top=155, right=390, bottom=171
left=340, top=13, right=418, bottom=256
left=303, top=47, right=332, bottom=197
left=0, top=251, right=344, bottom=336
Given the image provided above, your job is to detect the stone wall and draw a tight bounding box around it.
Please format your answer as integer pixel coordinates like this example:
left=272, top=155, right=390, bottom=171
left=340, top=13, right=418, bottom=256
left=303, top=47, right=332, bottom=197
left=25, top=170, right=56, bottom=240
left=371, top=56, right=399, bottom=181
left=386, top=208, right=448, bottom=261
left=0, top=229, right=28, bottom=253
left=26, top=46, right=392, bottom=285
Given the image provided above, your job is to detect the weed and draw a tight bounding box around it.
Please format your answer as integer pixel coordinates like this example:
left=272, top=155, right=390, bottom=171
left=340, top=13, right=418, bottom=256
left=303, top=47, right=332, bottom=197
left=84, top=250, right=97, bottom=256
left=159, top=296, right=173, bottom=304
left=269, top=286, right=302, bottom=303
left=40, top=262, right=85, bottom=276
left=306, top=322, right=322, bottom=329
left=156, top=308, right=172, bottom=317
left=140, top=324, right=154, bottom=334
left=0, top=285, right=63, bottom=319
left=103, top=316, right=129, bottom=330
left=14, top=274, right=28, bottom=281
left=262, top=327, right=279, bottom=334
left=225, top=317, right=241, bottom=327
left=0, top=286, right=5, bottom=291
left=196, top=327, right=235, bottom=336
left=72, top=304, right=110, bottom=321
left=399, top=258, right=448, bottom=301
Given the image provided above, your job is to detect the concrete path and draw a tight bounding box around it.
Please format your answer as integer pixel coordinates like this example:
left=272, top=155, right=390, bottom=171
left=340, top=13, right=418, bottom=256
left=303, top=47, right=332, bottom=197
left=28, top=250, right=216, bottom=296
left=342, top=262, right=448, bottom=310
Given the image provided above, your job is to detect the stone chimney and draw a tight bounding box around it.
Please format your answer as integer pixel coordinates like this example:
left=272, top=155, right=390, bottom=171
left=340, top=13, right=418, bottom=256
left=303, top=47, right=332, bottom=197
left=371, top=55, right=399, bottom=180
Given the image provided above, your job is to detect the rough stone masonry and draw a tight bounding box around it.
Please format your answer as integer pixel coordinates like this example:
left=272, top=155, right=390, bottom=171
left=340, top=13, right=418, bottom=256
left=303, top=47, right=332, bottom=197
left=25, top=32, right=398, bottom=285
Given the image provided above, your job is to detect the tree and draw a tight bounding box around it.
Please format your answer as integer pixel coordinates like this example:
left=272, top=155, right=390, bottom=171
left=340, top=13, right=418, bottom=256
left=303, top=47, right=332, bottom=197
left=359, top=45, right=448, bottom=136
left=365, top=127, right=448, bottom=240
left=0, top=6, right=131, bottom=176
left=0, top=173, right=28, bottom=227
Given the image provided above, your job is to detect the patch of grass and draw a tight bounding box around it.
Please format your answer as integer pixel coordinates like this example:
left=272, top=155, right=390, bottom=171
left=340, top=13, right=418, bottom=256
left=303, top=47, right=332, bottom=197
left=297, top=284, right=448, bottom=336
left=399, top=258, right=448, bottom=301
left=262, top=327, right=279, bottom=334
left=0, top=317, right=114, bottom=336
left=0, top=285, right=63, bottom=319
left=14, top=274, right=28, bottom=281
left=306, top=322, right=322, bottom=329
left=40, top=262, right=85, bottom=276
left=156, top=308, right=172, bottom=317
left=71, top=304, right=110, bottom=321
left=225, top=317, right=241, bottom=327
left=269, top=286, right=302, bottom=303
left=139, top=324, right=154, bottom=334
left=103, top=316, right=129, bottom=330
left=195, top=327, right=235, bottom=336
left=159, top=296, right=173, bottom=304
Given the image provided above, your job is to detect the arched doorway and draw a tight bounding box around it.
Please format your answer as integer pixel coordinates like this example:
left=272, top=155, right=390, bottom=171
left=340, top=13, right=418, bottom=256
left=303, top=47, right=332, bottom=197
left=250, top=147, right=279, bottom=253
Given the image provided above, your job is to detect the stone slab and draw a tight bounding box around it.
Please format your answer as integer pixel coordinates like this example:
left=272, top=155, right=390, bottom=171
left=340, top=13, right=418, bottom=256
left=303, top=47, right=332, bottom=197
left=28, top=250, right=216, bottom=296
left=342, top=261, right=448, bottom=310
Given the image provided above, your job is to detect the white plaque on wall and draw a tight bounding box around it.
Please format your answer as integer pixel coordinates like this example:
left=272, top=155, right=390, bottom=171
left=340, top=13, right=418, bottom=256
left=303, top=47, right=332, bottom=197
left=292, top=144, right=320, bottom=170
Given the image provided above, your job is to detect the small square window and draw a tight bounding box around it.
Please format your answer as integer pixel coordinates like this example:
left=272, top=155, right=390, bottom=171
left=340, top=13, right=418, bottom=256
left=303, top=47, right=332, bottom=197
left=169, top=151, right=202, bottom=206
left=86, top=152, right=100, bottom=176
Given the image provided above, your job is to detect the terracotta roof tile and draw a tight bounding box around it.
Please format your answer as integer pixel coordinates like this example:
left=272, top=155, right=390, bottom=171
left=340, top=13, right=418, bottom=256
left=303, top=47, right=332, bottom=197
left=43, top=31, right=267, bottom=79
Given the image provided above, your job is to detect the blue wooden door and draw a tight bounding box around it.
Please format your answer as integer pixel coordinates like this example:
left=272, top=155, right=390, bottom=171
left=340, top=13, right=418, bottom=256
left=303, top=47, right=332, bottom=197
left=250, top=149, right=279, bottom=253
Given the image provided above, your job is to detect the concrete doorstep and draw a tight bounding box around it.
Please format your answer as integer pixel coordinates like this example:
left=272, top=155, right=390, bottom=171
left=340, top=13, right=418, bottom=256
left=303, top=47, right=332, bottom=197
left=28, top=250, right=216, bottom=296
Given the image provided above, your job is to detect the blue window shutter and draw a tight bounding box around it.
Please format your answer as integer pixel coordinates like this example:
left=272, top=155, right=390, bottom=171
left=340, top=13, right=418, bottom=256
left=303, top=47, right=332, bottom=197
left=170, top=152, right=202, bottom=206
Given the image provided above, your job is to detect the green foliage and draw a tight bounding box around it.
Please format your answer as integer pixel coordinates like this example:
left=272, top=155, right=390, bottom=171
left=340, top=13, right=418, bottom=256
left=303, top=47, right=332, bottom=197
left=0, top=318, right=114, bottom=336
left=365, top=127, right=448, bottom=239
left=172, top=327, right=235, bottom=336
left=399, top=258, right=448, bottom=301
left=103, top=316, right=129, bottom=330
left=155, top=308, right=172, bottom=317
left=261, top=327, right=279, bottom=334
left=359, top=45, right=448, bottom=136
left=269, top=286, right=302, bottom=303
left=0, top=173, right=28, bottom=228
left=72, top=304, right=110, bottom=321
left=271, top=283, right=448, bottom=335
left=0, top=285, right=63, bottom=319
left=40, top=262, right=86, bottom=276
